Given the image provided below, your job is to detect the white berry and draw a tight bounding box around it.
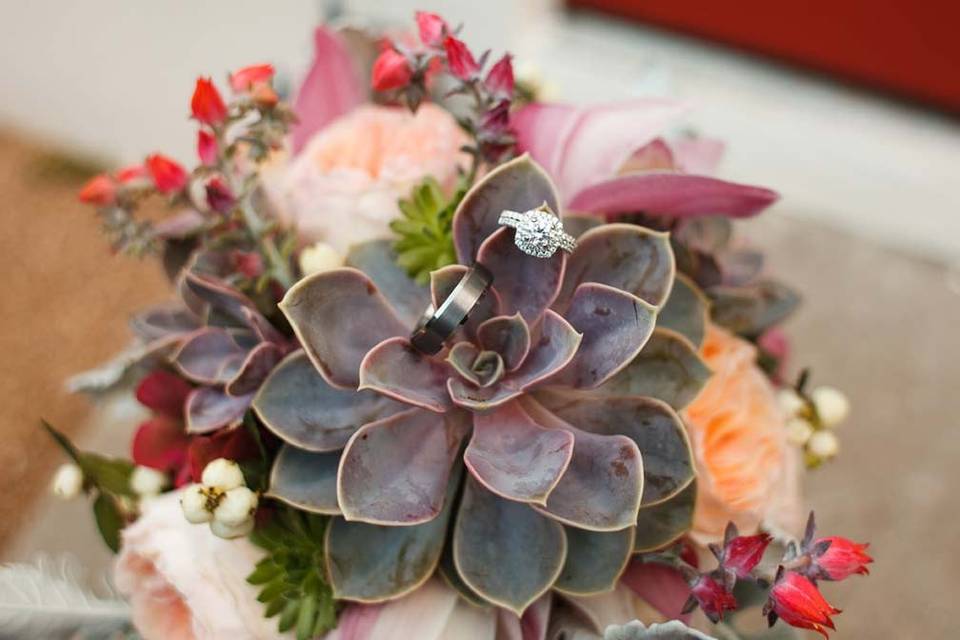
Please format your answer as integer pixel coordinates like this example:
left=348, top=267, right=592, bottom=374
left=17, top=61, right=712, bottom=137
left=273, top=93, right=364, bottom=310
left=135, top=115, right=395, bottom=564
left=210, top=517, right=255, bottom=539
left=811, top=386, right=850, bottom=427
left=777, top=388, right=806, bottom=417
left=808, top=430, right=840, bottom=459
left=299, top=242, right=344, bottom=276
left=51, top=463, right=83, bottom=499
left=786, top=417, right=814, bottom=446
left=201, top=458, right=245, bottom=491
left=214, top=487, right=258, bottom=526
left=181, top=484, right=215, bottom=524
left=130, top=466, right=168, bottom=497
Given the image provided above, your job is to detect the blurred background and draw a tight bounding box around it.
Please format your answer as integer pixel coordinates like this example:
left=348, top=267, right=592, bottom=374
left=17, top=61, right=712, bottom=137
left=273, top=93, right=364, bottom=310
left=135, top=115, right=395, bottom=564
left=1, top=0, right=957, bottom=637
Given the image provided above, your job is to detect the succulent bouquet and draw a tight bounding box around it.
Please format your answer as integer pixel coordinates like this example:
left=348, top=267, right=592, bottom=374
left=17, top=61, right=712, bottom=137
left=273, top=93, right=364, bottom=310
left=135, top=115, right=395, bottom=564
left=48, top=10, right=870, bottom=640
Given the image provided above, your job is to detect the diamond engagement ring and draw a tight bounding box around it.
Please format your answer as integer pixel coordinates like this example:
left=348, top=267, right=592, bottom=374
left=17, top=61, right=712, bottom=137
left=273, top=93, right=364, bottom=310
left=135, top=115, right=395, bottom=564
left=410, top=263, right=493, bottom=355
left=497, top=204, right=577, bottom=258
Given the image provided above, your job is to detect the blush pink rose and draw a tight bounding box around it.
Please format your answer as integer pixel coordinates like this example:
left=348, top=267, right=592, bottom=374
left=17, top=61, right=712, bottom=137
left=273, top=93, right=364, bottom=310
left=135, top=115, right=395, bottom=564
left=272, top=103, right=469, bottom=253
left=115, top=491, right=290, bottom=640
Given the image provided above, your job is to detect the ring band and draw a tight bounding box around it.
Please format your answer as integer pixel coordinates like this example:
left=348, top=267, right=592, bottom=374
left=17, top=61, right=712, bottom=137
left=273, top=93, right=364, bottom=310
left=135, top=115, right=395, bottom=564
left=498, top=204, right=577, bottom=258
left=410, top=263, right=493, bottom=355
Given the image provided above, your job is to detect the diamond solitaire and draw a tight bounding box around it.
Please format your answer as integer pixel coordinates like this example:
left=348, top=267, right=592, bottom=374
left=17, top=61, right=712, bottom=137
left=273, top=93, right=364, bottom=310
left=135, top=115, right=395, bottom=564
left=497, top=204, right=577, bottom=258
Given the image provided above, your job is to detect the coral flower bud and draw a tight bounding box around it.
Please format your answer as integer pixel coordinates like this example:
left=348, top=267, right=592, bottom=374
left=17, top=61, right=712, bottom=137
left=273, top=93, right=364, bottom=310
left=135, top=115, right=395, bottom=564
left=812, top=537, right=873, bottom=580
left=811, top=386, right=850, bottom=427
left=443, top=36, right=480, bottom=80
left=690, top=574, right=737, bottom=623
left=115, top=164, right=149, bottom=185
left=78, top=174, right=116, bottom=206
left=51, top=463, right=84, bottom=499
left=201, top=458, right=245, bottom=491
left=766, top=571, right=841, bottom=638
left=371, top=47, right=413, bottom=91
left=415, top=11, right=448, bottom=47
left=251, top=83, right=279, bottom=107
left=197, top=129, right=218, bottom=166
left=722, top=533, right=772, bottom=579
left=190, top=77, right=228, bottom=126
left=229, top=63, right=275, bottom=92
left=145, top=154, right=188, bottom=194
left=485, top=54, right=515, bottom=99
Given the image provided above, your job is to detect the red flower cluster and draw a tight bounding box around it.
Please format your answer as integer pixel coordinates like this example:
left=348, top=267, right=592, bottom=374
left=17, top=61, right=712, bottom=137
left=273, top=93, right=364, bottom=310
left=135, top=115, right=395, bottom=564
left=766, top=570, right=842, bottom=638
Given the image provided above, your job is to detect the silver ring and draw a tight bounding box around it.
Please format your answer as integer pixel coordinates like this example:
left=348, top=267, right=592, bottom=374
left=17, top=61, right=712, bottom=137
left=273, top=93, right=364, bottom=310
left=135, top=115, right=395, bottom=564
left=498, top=203, right=577, bottom=258
left=411, top=263, right=493, bottom=355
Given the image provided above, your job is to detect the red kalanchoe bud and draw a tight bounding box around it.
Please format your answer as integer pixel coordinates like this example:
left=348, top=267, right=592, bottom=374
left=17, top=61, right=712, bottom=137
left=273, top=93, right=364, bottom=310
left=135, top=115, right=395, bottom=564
left=197, top=129, right=218, bottom=166
left=415, top=11, right=448, bottom=47
left=485, top=53, right=514, bottom=99
left=688, top=574, right=737, bottom=623
left=190, top=77, right=228, bottom=126
left=135, top=369, right=192, bottom=419
left=78, top=174, right=115, bottom=205
left=230, top=250, right=264, bottom=279
left=229, top=63, right=275, bottom=92
left=722, top=532, right=772, bottom=579
left=251, top=83, right=279, bottom=107
left=115, top=164, right=149, bottom=184
left=812, top=537, right=873, bottom=581
left=205, top=176, right=236, bottom=213
left=443, top=36, right=480, bottom=80
left=145, top=154, right=188, bottom=194
left=371, top=47, right=413, bottom=91
left=766, top=571, right=841, bottom=638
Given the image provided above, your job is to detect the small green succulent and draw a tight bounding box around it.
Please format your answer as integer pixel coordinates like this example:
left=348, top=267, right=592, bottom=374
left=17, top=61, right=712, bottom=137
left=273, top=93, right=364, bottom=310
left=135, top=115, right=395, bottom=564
left=390, top=178, right=461, bottom=284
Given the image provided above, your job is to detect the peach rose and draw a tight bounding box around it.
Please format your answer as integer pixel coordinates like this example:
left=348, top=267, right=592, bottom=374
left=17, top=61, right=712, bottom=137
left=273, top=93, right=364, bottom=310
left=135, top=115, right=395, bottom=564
left=271, top=103, right=469, bottom=254
left=115, top=491, right=290, bottom=640
left=683, top=324, right=803, bottom=544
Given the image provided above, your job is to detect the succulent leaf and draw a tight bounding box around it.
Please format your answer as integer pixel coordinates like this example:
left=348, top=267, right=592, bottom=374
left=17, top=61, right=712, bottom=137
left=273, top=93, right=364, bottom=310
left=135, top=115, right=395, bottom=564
left=253, top=351, right=405, bottom=451
left=658, top=273, right=709, bottom=348
left=267, top=445, right=341, bottom=514
left=225, top=342, right=285, bottom=397
left=359, top=337, right=454, bottom=412
left=563, top=214, right=602, bottom=239
left=476, top=314, right=531, bottom=371
left=633, top=479, right=697, bottom=552
left=709, top=281, right=801, bottom=338
left=173, top=327, right=249, bottom=384
left=389, top=178, right=460, bottom=285
left=453, top=476, right=567, bottom=614
left=129, top=304, right=200, bottom=342
left=184, top=387, right=251, bottom=434
left=337, top=409, right=470, bottom=525
left=605, top=619, right=718, bottom=640
left=346, top=239, right=432, bottom=327
left=555, top=526, right=635, bottom=596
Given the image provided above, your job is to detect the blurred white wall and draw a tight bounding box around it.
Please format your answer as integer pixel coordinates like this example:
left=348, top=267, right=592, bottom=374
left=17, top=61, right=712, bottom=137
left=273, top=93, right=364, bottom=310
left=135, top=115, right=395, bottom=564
left=1, top=0, right=958, bottom=262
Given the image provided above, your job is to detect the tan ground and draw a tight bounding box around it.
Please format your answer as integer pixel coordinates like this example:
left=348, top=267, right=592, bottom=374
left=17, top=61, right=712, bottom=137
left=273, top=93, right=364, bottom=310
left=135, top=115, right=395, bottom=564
left=2, top=130, right=958, bottom=637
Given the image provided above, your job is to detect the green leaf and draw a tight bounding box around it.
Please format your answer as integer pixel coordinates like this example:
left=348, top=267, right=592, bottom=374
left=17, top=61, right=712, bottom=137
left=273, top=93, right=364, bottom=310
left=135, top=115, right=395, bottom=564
left=40, top=420, right=82, bottom=463
left=92, top=493, right=124, bottom=552
left=390, top=178, right=462, bottom=284
left=82, top=453, right=135, bottom=497
left=296, top=594, right=318, bottom=640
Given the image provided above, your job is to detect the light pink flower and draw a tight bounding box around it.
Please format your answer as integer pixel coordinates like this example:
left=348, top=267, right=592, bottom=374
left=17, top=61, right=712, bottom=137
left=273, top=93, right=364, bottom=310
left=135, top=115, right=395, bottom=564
left=115, top=491, right=289, bottom=640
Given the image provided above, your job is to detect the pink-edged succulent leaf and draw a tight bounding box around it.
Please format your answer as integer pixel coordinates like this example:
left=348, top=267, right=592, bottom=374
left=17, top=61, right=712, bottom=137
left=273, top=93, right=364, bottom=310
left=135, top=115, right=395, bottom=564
left=464, top=400, right=574, bottom=505
left=497, top=594, right=553, bottom=640
left=453, top=476, right=567, bottom=615
left=325, top=464, right=462, bottom=602
left=291, top=26, right=366, bottom=154
left=709, top=280, right=801, bottom=337
left=522, top=399, right=643, bottom=531
left=569, top=172, right=778, bottom=219
left=266, top=444, right=341, bottom=514
left=338, top=409, right=469, bottom=525
left=129, top=304, right=200, bottom=342
left=555, top=224, right=675, bottom=311
left=633, top=479, right=697, bottom=552
left=620, top=558, right=693, bottom=621
left=239, top=306, right=284, bottom=345
left=657, top=273, right=709, bottom=348
left=224, top=341, right=285, bottom=397
left=446, top=343, right=505, bottom=388
left=512, top=100, right=687, bottom=200
left=184, top=387, right=252, bottom=434
left=548, top=283, right=656, bottom=390
left=563, top=214, right=602, bottom=240
left=476, top=227, right=565, bottom=325
left=534, top=391, right=694, bottom=506
left=717, top=249, right=765, bottom=287
left=555, top=526, right=635, bottom=596
left=476, top=314, right=531, bottom=371
left=346, top=240, right=431, bottom=328
left=591, top=328, right=711, bottom=410
left=280, top=268, right=407, bottom=388
left=252, top=351, right=405, bottom=451
left=173, top=328, right=249, bottom=385
left=359, top=337, right=453, bottom=412
left=452, top=154, right=561, bottom=263
left=182, top=271, right=262, bottom=330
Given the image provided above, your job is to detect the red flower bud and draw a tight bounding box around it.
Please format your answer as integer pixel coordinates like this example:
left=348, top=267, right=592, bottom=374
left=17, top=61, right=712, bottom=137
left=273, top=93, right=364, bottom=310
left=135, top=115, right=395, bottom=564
left=812, top=537, right=872, bottom=581
left=230, top=250, right=264, bottom=279
left=229, top=63, right=275, bottom=92
left=145, top=154, right=188, bottom=194
left=78, top=174, right=115, bottom=206
left=371, top=47, right=413, bottom=91
left=415, top=11, right=448, bottom=47
left=131, top=415, right=190, bottom=475
left=190, top=77, right=228, bottom=126
left=722, top=533, right=772, bottom=579
left=115, top=164, right=149, bottom=184
left=251, top=83, right=279, bottom=107
left=689, top=575, right=737, bottom=623
left=197, top=130, right=218, bottom=166
left=135, top=369, right=192, bottom=419
left=485, top=54, right=514, bottom=99
left=205, top=176, right=236, bottom=213
left=443, top=36, right=480, bottom=80
left=766, top=572, right=841, bottom=638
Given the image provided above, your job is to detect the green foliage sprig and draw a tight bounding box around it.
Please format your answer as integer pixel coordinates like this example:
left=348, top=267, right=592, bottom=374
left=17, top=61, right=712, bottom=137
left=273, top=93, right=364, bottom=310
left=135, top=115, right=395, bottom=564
left=390, top=178, right=462, bottom=284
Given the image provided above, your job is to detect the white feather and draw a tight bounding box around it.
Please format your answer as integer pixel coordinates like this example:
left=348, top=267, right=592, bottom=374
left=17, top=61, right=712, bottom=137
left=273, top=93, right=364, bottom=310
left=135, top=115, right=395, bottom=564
left=0, top=555, right=131, bottom=639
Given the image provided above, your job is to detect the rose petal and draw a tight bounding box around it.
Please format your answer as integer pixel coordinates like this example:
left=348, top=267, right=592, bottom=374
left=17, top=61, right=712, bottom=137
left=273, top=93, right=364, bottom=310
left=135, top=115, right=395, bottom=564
left=555, top=526, right=635, bottom=596
left=359, top=337, right=453, bottom=412
left=267, top=444, right=341, bottom=514
left=184, top=387, right=252, bottom=434
left=346, top=240, right=431, bottom=328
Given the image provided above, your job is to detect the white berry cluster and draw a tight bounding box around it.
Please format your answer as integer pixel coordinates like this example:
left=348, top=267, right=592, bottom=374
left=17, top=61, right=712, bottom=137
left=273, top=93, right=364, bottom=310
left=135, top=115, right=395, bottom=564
left=180, top=458, right=259, bottom=539
left=779, top=385, right=850, bottom=467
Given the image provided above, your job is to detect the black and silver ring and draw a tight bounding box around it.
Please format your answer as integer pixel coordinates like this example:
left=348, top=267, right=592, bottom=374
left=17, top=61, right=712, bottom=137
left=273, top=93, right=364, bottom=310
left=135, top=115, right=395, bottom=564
left=410, top=263, right=493, bottom=355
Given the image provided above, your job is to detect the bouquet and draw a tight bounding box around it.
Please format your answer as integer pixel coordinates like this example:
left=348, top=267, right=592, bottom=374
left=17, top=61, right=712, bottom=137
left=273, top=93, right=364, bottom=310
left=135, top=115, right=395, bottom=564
left=41, top=10, right=871, bottom=640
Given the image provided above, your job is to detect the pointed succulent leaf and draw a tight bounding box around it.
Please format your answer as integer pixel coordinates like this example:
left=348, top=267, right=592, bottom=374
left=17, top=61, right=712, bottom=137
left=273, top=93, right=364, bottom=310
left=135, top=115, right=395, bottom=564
left=476, top=314, right=531, bottom=371
left=555, top=526, right=635, bottom=596
left=280, top=268, right=406, bottom=388
left=605, top=619, right=718, bottom=640
left=438, top=541, right=490, bottom=607
left=563, top=215, right=602, bottom=239
left=477, top=227, right=565, bottom=325
left=452, top=153, right=562, bottom=263
left=183, top=271, right=266, bottom=330
left=359, top=337, right=453, bottom=412
left=453, top=477, right=567, bottom=614
left=555, top=224, right=675, bottom=311
left=633, top=479, right=697, bottom=552
left=658, top=273, right=709, bottom=348
left=173, top=328, right=249, bottom=384
left=225, top=342, right=285, bottom=397
left=253, top=351, right=405, bottom=451
left=548, top=283, right=657, bottom=389
left=718, top=249, right=765, bottom=287
left=129, top=304, right=200, bottom=342
left=592, top=329, right=711, bottom=410
left=709, top=280, right=801, bottom=337
left=431, top=264, right=502, bottom=338
left=346, top=239, right=431, bottom=327
left=446, top=342, right=482, bottom=385
left=267, top=444, right=341, bottom=514
left=464, top=400, right=574, bottom=504
left=325, top=465, right=461, bottom=602
left=338, top=409, right=469, bottom=525
left=185, top=387, right=252, bottom=434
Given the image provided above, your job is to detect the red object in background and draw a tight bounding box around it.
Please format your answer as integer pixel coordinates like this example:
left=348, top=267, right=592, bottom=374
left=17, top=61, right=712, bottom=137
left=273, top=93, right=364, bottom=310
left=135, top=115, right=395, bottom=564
left=568, top=0, right=960, bottom=113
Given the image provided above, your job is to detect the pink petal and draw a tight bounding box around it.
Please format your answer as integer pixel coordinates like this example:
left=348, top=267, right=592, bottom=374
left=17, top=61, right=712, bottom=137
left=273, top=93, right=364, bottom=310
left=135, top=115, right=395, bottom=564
left=671, top=136, right=726, bottom=175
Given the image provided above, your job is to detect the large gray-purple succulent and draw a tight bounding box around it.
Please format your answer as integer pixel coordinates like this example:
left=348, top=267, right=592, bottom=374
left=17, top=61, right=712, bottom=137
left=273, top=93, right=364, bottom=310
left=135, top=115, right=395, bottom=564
left=253, top=156, right=712, bottom=614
